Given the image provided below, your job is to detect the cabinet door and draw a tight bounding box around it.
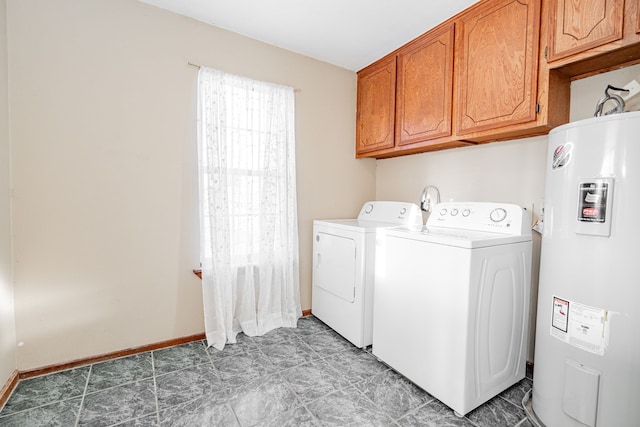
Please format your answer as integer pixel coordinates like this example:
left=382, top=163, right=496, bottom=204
left=456, top=0, right=541, bottom=136
left=396, top=23, right=454, bottom=146
left=356, top=56, right=396, bottom=154
left=637, top=0, right=640, bottom=34
left=548, top=0, right=624, bottom=62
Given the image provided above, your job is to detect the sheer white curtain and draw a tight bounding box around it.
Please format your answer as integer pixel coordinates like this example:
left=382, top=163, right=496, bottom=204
left=197, top=67, right=302, bottom=351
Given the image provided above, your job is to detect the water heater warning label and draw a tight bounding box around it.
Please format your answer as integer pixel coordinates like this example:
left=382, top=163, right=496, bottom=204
left=552, top=297, right=569, bottom=332
left=550, top=295, right=609, bottom=356
left=578, top=182, right=609, bottom=223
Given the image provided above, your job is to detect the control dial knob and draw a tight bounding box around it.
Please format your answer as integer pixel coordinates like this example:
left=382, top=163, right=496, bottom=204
left=489, top=208, right=507, bottom=222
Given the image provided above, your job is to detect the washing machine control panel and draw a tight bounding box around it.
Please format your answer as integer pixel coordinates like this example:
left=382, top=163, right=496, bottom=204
left=427, top=202, right=530, bottom=235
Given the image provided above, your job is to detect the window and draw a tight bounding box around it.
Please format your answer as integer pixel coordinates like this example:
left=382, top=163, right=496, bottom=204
left=197, top=67, right=301, bottom=348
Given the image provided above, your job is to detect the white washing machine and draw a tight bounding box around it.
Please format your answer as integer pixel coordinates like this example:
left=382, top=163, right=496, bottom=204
left=373, top=202, right=532, bottom=416
left=312, top=201, right=422, bottom=348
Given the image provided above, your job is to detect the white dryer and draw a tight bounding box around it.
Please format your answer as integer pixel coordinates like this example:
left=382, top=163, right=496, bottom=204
left=373, top=202, right=532, bottom=416
left=312, top=201, right=422, bottom=348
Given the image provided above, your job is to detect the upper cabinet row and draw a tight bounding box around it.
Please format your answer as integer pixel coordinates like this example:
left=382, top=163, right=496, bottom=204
left=357, top=0, right=640, bottom=158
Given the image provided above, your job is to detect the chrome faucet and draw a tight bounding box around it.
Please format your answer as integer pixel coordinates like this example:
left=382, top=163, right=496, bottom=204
left=420, top=185, right=440, bottom=212
left=594, top=85, right=628, bottom=117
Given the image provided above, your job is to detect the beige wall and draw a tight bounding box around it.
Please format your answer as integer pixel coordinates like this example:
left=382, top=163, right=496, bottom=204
left=0, top=0, right=16, bottom=386
left=8, top=0, right=374, bottom=370
left=375, top=64, right=640, bottom=362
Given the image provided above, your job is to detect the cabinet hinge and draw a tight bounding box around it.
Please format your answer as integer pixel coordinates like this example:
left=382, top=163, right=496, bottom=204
left=536, top=103, right=541, bottom=114
left=544, top=46, right=548, bottom=59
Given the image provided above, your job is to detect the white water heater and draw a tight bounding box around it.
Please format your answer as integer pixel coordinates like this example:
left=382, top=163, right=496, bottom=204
left=529, top=112, right=640, bottom=426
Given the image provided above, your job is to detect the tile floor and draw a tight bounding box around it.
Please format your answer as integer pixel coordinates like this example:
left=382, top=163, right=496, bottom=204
left=0, top=316, right=533, bottom=427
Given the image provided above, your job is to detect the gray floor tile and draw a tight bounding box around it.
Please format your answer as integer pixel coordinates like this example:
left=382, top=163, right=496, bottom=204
left=280, top=359, right=351, bottom=403
left=325, top=348, right=388, bottom=384
left=159, top=397, right=238, bottom=427
left=250, top=327, right=295, bottom=347
left=0, top=367, right=89, bottom=415
left=155, top=363, right=225, bottom=410
left=254, top=405, right=320, bottom=427
left=0, top=398, right=81, bottom=427
left=301, top=330, right=353, bottom=356
left=206, top=332, right=258, bottom=358
left=87, top=353, right=153, bottom=393
left=289, top=316, right=331, bottom=337
left=112, top=413, right=159, bottom=426
left=228, top=373, right=300, bottom=427
left=516, top=417, right=535, bottom=427
left=499, top=377, right=533, bottom=408
left=306, top=386, right=394, bottom=426
left=356, top=368, right=433, bottom=420
left=213, top=350, right=277, bottom=391
left=397, top=400, right=476, bottom=427
left=465, top=396, right=527, bottom=427
left=78, top=379, right=156, bottom=427
left=153, top=341, right=210, bottom=375
left=259, top=337, right=319, bottom=370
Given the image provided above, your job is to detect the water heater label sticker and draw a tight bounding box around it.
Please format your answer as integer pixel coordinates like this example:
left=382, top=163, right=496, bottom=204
left=550, top=295, right=608, bottom=356
left=577, top=182, right=608, bottom=223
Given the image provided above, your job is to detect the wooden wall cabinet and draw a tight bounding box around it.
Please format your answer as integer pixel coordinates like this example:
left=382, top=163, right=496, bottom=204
left=355, top=56, right=396, bottom=154
left=454, top=0, right=569, bottom=143
left=548, top=0, right=624, bottom=62
left=546, top=0, right=640, bottom=77
left=456, top=0, right=541, bottom=136
left=396, top=23, right=455, bottom=146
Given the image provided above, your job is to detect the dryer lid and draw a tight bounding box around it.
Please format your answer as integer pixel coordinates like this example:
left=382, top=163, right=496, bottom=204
left=313, top=218, right=407, bottom=232
left=314, top=201, right=422, bottom=232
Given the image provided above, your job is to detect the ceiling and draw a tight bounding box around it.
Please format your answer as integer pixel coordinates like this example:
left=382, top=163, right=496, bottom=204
left=139, top=0, right=478, bottom=71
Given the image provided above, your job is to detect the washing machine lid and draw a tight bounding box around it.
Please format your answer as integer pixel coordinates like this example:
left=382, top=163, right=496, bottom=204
left=383, top=225, right=531, bottom=249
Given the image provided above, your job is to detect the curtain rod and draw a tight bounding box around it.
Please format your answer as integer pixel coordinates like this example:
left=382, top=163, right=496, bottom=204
left=188, top=61, right=301, bottom=92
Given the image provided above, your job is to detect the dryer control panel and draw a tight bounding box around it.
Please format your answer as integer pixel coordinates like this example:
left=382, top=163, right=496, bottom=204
left=357, top=201, right=422, bottom=226
left=427, top=202, right=530, bottom=235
